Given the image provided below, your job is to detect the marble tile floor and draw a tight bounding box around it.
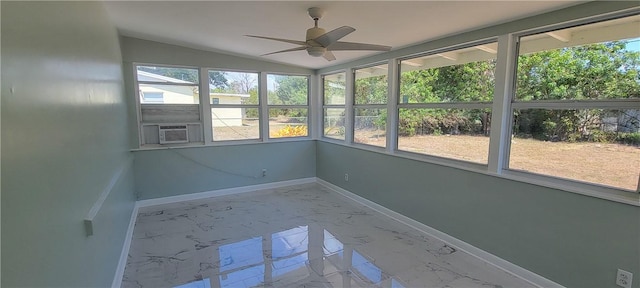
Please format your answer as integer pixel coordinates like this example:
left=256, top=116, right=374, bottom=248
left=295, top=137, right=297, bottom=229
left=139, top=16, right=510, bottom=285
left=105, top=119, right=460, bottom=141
left=122, top=183, right=535, bottom=288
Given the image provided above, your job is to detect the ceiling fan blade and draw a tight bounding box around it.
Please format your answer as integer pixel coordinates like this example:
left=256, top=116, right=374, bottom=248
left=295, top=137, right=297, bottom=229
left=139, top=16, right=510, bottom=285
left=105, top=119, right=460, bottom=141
left=262, top=46, right=307, bottom=56
left=328, top=41, right=391, bottom=51
left=245, top=35, right=307, bottom=46
left=314, top=26, right=356, bottom=47
left=323, top=51, right=336, bottom=61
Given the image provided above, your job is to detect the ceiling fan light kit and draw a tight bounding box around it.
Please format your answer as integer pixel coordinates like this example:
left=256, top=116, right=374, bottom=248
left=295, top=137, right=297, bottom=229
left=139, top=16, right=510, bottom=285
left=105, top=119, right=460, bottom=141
left=245, top=7, right=391, bottom=61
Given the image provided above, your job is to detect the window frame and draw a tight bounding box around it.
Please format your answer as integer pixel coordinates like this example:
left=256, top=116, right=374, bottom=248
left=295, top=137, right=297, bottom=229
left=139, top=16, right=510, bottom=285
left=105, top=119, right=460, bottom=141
left=265, top=72, right=311, bottom=140
left=394, top=39, right=498, bottom=166
left=501, top=13, right=640, bottom=193
left=352, top=62, right=390, bottom=149
left=321, top=70, right=348, bottom=141
left=207, top=68, right=262, bottom=143
left=133, top=63, right=203, bottom=147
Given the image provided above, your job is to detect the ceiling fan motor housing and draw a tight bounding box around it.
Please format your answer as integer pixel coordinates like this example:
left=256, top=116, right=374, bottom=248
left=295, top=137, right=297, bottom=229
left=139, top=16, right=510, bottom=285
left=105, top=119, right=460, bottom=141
left=306, top=26, right=327, bottom=57
left=307, top=46, right=326, bottom=57
left=306, top=27, right=326, bottom=42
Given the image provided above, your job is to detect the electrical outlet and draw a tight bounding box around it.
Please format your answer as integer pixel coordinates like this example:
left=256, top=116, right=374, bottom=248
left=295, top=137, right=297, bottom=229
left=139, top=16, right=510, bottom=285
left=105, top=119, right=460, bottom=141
left=262, top=169, right=267, bottom=177
left=616, top=269, right=633, bottom=288
left=344, top=173, right=349, bottom=181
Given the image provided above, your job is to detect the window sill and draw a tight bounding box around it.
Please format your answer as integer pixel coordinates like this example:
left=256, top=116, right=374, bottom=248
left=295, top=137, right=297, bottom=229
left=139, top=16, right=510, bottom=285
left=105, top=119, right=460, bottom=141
left=131, top=137, right=313, bottom=152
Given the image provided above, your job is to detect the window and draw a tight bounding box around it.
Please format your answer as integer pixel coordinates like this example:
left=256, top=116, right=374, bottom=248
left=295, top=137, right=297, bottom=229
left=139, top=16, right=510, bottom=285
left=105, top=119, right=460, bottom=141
left=267, top=74, right=309, bottom=138
left=135, top=65, right=202, bottom=146
left=209, top=70, right=260, bottom=141
left=509, top=15, right=640, bottom=191
left=354, top=64, right=388, bottom=147
left=397, top=42, right=497, bottom=164
left=141, top=92, right=164, bottom=103
left=322, top=72, right=346, bottom=140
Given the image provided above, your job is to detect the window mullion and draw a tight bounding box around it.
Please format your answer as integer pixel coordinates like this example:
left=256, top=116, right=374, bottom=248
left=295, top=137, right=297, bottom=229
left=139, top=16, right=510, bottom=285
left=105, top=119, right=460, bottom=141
left=311, top=74, right=321, bottom=140
left=259, top=72, right=269, bottom=142
left=488, top=34, right=518, bottom=173
left=345, top=70, right=355, bottom=144
left=200, top=68, right=213, bottom=143
left=387, top=59, right=399, bottom=153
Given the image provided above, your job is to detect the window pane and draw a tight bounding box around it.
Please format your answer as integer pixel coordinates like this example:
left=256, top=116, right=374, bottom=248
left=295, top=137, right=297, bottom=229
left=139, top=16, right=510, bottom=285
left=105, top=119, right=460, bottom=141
left=516, top=15, right=640, bottom=101
left=324, top=108, right=345, bottom=140
left=139, top=83, right=199, bottom=104
left=209, top=71, right=259, bottom=105
left=137, top=66, right=199, bottom=104
left=354, top=108, right=386, bottom=147
left=398, top=108, right=491, bottom=164
left=323, top=72, right=346, bottom=105
left=269, top=108, right=308, bottom=138
left=510, top=109, right=640, bottom=190
left=212, top=108, right=259, bottom=141
left=355, top=64, right=388, bottom=104
left=267, top=74, right=309, bottom=105
left=399, top=43, right=497, bottom=103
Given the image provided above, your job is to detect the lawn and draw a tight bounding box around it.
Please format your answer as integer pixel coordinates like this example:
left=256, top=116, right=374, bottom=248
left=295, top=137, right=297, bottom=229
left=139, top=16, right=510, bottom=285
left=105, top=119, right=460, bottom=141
left=394, top=134, right=638, bottom=191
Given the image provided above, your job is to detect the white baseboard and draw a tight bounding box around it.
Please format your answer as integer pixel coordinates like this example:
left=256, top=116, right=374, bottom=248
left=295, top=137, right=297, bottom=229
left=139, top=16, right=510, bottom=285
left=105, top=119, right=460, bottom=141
left=316, top=178, right=563, bottom=288
left=111, top=202, right=139, bottom=288
left=136, top=177, right=317, bottom=208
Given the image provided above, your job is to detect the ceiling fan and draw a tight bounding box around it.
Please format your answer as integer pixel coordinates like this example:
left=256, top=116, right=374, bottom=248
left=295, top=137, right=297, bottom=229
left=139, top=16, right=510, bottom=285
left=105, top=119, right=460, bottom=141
left=246, top=7, right=391, bottom=61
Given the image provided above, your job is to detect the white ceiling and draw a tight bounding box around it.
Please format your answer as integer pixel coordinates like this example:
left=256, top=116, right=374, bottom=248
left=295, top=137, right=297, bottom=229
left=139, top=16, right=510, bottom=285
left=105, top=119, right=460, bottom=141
left=103, top=1, right=584, bottom=69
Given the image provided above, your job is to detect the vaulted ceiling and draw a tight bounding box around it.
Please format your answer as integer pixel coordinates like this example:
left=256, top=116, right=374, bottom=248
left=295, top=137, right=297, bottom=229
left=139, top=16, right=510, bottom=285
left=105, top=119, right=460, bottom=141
left=104, top=1, right=585, bottom=69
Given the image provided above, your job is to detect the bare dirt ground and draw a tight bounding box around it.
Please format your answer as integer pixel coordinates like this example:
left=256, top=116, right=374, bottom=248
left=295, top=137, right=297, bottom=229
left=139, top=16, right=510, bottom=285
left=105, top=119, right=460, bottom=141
left=358, top=131, right=639, bottom=191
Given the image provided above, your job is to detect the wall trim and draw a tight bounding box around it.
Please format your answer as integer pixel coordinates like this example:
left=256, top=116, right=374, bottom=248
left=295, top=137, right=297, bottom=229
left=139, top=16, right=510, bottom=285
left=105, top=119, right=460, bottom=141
left=316, top=178, right=564, bottom=288
left=136, top=177, right=317, bottom=208
left=84, top=156, right=133, bottom=236
left=111, top=203, right=139, bottom=288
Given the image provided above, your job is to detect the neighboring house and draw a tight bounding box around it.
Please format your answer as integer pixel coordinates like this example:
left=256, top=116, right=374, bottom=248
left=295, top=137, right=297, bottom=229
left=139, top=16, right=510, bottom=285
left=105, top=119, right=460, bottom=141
left=210, top=92, right=250, bottom=127
left=138, top=70, right=199, bottom=104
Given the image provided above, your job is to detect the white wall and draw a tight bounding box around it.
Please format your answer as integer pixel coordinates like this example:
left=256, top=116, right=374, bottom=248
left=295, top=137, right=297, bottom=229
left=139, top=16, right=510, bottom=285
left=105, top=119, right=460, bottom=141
left=1, top=2, right=135, bottom=287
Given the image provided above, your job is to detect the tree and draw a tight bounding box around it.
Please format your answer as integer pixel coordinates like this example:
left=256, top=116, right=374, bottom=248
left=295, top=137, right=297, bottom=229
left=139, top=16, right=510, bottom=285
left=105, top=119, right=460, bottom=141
left=139, top=67, right=228, bottom=88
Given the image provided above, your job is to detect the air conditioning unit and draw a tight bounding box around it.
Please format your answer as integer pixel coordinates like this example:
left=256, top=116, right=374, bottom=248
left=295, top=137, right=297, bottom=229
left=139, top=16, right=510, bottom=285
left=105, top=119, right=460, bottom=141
left=159, top=125, right=188, bottom=144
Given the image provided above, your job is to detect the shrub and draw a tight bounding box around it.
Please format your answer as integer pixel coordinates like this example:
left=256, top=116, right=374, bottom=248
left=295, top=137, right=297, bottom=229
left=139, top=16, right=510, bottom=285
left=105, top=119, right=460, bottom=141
left=589, top=130, right=617, bottom=143
left=617, top=132, right=640, bottom=146
left=271, top=125, right=307, bottom=137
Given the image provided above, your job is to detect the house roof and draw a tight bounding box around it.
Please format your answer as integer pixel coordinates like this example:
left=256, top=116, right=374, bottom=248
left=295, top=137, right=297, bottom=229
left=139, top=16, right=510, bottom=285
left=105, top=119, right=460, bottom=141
left=137, top=70, right=194, bottom=84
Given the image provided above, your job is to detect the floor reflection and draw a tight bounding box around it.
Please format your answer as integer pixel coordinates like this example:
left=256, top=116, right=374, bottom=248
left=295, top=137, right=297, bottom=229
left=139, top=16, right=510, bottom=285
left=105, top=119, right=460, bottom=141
left=177, top=225, right=406, bottom=288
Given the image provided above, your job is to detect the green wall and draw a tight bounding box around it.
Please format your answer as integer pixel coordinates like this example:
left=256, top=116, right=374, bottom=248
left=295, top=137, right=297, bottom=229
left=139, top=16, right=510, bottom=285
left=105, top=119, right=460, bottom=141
left=1, top=2, right=135, bottom=287
left=133, top=141, right=316, bottom=200
left=316, top=141, right=639, bottom=288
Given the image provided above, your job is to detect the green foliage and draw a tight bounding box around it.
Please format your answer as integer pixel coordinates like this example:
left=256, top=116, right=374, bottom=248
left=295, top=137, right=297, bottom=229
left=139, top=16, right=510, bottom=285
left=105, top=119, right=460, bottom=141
left=512, top=41, right=639, bottom=143
left=269, top=75, right=308, bottom=105
left=396, top=40, right=639, bottom=145
left=617, top=132, right=640, bottom=145
left=397, top=58, right=495, bottom=136
left=516, top=41, right=640, bottom=101
left=355, top=75, right=388, bottom=104
left=398, top=109, right=490, bottom=136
